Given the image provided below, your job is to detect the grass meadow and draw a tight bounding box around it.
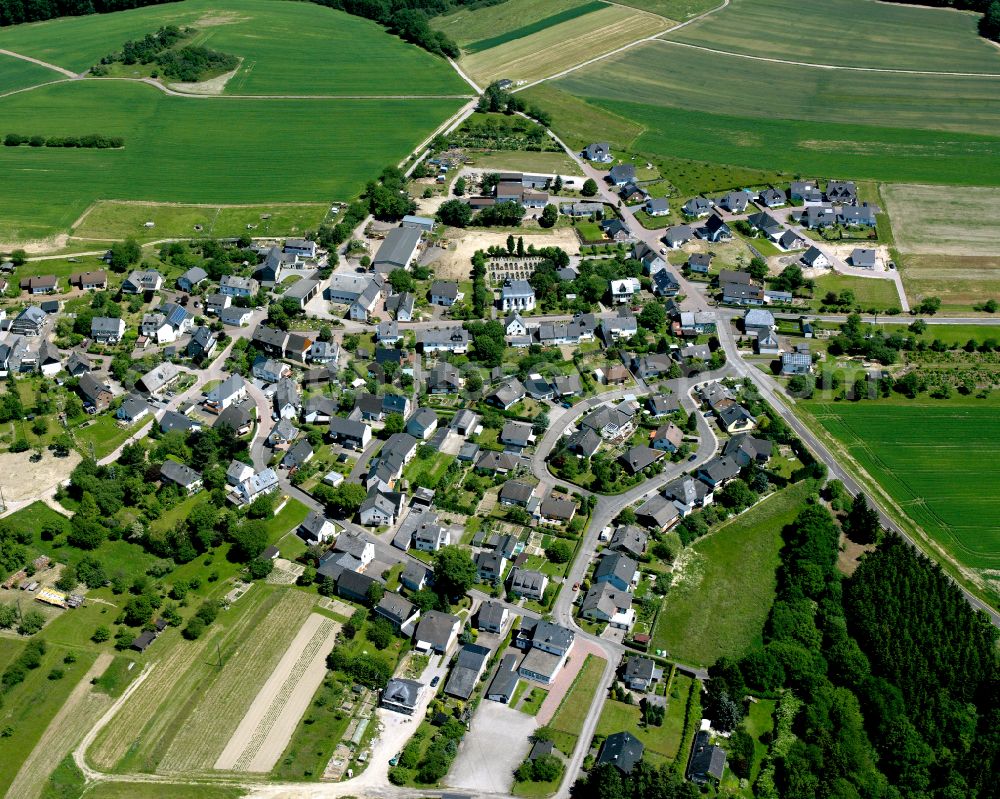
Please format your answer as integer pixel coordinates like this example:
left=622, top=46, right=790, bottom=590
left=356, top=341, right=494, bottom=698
left=897, top=254, right=1000, bottom=312
left=157, top=590, right=315, bottom=772
left=0, top=0, right=468, bottom=95
left=0, top=80, right=460, bottom=242
left=799, top=396, right=1000, bottom=572
left=556, top=43, right=1000, bottom=137
left=0, top=53, right=62, bottom=94
left=0, top=639, right=98, bottom=797
left=72, top=201, right=329, bottom=243
left=665, top=0, right=1000, bottom=72
left=652, top=483, right=813, bottom=666
left=458, top=5, right=668, bottom=86
left=810, top=273, right=902, bottom=312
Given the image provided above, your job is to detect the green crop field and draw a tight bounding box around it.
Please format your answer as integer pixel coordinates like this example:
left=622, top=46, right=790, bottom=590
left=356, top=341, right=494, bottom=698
left=556, top=44, right=1000, bottom=137
left=0, top=53, right=62, bottom=94
left=72, top=201, right=328, bottom=243
left=560, top=98, right=1000, bottom=187
left=615, top=0, right=719, bottom=20
left=665, top=0, right=1000, bottom=73
left=0, top=0, right=468, bottom=96
left=652, top=483, right=813, bottom=666
left=458, top=5, right=668, bottom=86
left=0, top=80, right=460, bottom=242
left=799, top=396, right=1000, bottom=573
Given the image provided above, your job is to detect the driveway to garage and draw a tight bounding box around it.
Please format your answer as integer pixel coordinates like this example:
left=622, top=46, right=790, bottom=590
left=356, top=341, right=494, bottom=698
left=447, top=700, right=536, bottom=793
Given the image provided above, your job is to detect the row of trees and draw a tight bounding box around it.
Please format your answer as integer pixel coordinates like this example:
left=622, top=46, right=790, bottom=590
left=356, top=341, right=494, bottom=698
left=4, top=133, right=124, bottom=148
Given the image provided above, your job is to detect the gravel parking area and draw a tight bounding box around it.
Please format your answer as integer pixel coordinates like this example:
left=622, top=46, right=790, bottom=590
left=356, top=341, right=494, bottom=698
left=447, top=700, right=536, bottom=793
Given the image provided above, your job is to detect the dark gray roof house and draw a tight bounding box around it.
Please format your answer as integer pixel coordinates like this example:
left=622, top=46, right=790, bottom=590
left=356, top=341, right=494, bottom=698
left=620, top=446, right=664, bottom=474
left=687, top=730, right=727, bottom=785
left=381, top=678, right=422, bottom=715
left=594, top=552, right=637, bottom=590
left=413, top=610, right=460, bottom=653
left=444, top=643, right=492, bottom=700
left=597, top=731, right=644, bottom=774
left=850, top=247, right=877, bottom=268
left=159, top=460, right=202, bottom=492
left=487, top=653, right=519, bottom=703
left=609, top=525, right=648, bottom=559
left=697, top=455, right=741, bottom=487
left=375, top=593, right=417, bottom=628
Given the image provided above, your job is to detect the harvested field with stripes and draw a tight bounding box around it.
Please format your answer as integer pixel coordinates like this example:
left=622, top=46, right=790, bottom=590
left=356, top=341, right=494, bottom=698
left=157, top=590, right=314, bottom=773
left=458, top=6, right=669, bottom=86
left=87, top=586, right=298, bottom=773
left=214, top=613, right=340, bottom=772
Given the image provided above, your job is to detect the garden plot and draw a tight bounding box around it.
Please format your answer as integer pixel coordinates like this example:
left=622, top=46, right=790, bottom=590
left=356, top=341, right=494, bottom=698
left=215, top=613, right=340, bottom=772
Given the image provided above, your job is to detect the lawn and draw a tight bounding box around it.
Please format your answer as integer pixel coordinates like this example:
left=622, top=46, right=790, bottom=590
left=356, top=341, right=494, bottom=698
left=0, top=79, right=460, bottom=242
left=652, top=483, right=813, bottom=666
left=261, top=498, right=311, bottom=540
left=810, top=273, right=902, bottom=312
left=0, top=0, right=468, bottom=95
left=665, top=0, right=1000, bottom=72
left=519, top=686, right=548, bottom=716
left=458, top=5, right=669, bottom=86
left=556, top=42, right=1000, bottom=138
left=72, top=414, right=152, bottom=460
left=0, top=52, right=62, bottom=94
left=547, top=653, right=606, bottom=754
left=72, top=201, right=328, bottom=243
left=798, top=395, right=1000, bottom=573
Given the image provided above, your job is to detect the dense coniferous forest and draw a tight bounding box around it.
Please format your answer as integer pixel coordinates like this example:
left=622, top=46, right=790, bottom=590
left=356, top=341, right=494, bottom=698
left=698, top=493, right=1000, bottom=799
left=0, top=0, right=174, bottom=27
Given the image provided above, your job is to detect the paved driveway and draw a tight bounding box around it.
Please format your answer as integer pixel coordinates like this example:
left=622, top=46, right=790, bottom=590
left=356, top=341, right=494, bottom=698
left=447, top=700, right=536, bottom=793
